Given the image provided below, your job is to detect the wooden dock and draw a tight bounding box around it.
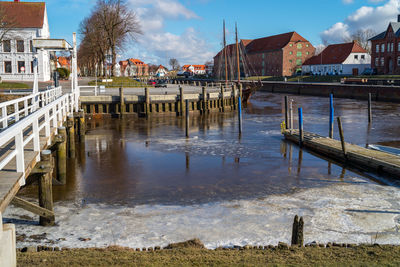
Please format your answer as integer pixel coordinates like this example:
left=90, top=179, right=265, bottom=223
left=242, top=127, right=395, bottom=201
left=283, top=129, right=400, bottom=177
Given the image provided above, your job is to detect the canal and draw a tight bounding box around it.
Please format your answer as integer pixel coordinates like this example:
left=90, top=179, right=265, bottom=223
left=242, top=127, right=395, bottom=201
left=5, top=92, right=400, bottom=249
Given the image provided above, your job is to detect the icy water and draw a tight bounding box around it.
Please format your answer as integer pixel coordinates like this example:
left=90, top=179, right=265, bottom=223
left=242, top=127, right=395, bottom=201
left=5, top=92, right=400, bottom=248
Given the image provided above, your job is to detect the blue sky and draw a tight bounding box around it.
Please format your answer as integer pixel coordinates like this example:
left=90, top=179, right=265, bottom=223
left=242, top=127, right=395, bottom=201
left=27, top=0, right=400, bottom=66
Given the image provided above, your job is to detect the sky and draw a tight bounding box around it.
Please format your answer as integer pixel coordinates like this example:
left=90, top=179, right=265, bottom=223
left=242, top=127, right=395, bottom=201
left=22, top=0, right=400, bottom=67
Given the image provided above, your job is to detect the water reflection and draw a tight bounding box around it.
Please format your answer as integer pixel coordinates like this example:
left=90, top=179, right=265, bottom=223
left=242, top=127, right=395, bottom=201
left=17, top=92, right=400, bottom=205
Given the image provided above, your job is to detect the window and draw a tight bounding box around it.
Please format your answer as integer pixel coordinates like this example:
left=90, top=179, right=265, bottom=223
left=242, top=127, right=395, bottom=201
left=3, top=40, right=10, bottom=52
left=354, top=55, right=359, bottom=60
left=297, top=43, right=302, bottom=49
left=289, top=51, right=293, bottom=55
left=306, top=52, right=309, bottom=55
left=398, top=57, right=400, bottom=66
left=4, top=61, right=11, bottom=73
left=398, top=42, right=400, bottom=52
left=376, top=44, right=379, bottom=53
left=381, top=57, right=384, bottom=66
left=381, top=44, right=385, bottom=53
left=289, top=59, right=293, bottom=63
left=18, top=61, right=25, bottom=73
left=306, top=44, right=309, bottom=47
left=361, top=55, right=365, bottom=60
left=297, top=51, right=302, bottom=57
left=289, top=44, right=293, bottom=47
left=31, top=61, right=34, bottom=73
left=388, top=43, right=391, bottom=52
left=375, top=57, right=379, bottom=66
left=30, top=40, right=33, bottom=52
left=296, top=59, right=302, bottom=66
left=17, top=40, right=24, bottom=52
left=391, top=43, right=394, bottom=52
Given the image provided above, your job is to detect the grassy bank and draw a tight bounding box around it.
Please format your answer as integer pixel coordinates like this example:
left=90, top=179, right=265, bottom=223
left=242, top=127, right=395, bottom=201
left=0, top=82, right=30, bottom=89
left=17, top=245, right=400, bottom=267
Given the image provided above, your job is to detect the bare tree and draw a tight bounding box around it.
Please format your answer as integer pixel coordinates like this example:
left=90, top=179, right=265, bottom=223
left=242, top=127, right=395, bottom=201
left=169, top=58, right=180, bottom=70
left=343, top=29, right=376, bottom=53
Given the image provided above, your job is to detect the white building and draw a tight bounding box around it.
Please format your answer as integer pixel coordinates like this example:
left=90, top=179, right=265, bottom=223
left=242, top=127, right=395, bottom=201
left=155, top=65, right=168, bottom=77
left=302, top=41, right=371, bottom=76
left=0, top=1, right=51, bottom=82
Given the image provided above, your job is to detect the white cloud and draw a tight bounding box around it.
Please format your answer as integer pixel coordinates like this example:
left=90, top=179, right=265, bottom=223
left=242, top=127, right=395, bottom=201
left=321, top=0, right=400, bottom=44
left=342, top=0, right=354, bottom=4
left=126, top=0, right=211, bottom=66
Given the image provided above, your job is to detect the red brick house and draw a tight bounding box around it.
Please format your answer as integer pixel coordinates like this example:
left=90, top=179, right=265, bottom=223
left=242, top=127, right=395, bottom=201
left=370, top=15, right=400, bottom=74
left=213, top=31, right=315, bottom=78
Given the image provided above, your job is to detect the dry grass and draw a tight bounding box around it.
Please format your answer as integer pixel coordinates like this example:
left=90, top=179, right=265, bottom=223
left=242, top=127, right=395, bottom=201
left=17, top=244, right=400, bottom=267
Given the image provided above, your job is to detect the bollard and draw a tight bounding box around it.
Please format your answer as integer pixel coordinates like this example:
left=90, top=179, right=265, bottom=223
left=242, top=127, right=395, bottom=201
left=329, top=94, right=334, bottom=138
left=368, top=93, right=372, bottom=124
left=78, top=109, right=85, bottom=141
left=56, top=127, right=67, bottom=185
left=145, top=87, right=150, bottom=117
left=179, top=86, right=185, bottom=116
left=337, top=117, right=346, bottom=157
left=238, top=96, right=243, bottom=134
left=289, top=100, right=293, bottom=130
left=39, top=150, right=55, bottom=226
left=284, top=96, right=289, bottom=130
left=298, top=108, right=303, bottom=147
left=185, top=99, right=189, bottom=138
left=119, top=87, right=125, bottom=116
left=67, top=115, right=75, bottom=158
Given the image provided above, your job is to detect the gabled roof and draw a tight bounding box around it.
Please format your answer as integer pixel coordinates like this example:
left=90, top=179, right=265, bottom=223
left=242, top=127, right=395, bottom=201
left=245, top=32, right=309, bottom=53
left=128, top=58, right=144, bottom=65
left=0, top=2, right=45, bottom=28
left=303, top=41, right=367, bottom=66
left=370, top=22, right=400, bottom=41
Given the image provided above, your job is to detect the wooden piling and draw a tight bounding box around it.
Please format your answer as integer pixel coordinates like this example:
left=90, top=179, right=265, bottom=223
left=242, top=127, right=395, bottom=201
left=202, top=86, right=207, bottom=114
left=337, top=117, right=346, bottom=157
left=119, top=87, right=125, bottom=116
left=66, top=115, right=75, bottom=158
left=284, top=96, right=289, bottom=130
left=78, top=109, right=85, bottom=141
left=289, top=100, right=293, bottom=131
left=368, top=93, right=372, bottom=124
left=238, top=96, right=243, bottom=134
left=232, top=84, right=236, bottom=110
left=329, top=94, right=334, bottom=138
left=56, top=127, right=67, bottom=185
left=179, top=86, right=184, bottom=116
left=298, top=108, right=303, bottom=147
left=145, top=87, right=150, bottom=117
left=39, top=150, right=55, bottom=226
left=220, top=85, right=225, bottom=112
left=291, top=215, right=299, bottom=246
left=185, top=99, right=189, bottom=138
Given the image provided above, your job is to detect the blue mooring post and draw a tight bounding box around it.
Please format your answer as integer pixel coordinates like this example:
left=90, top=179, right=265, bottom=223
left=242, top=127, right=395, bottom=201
left=238, top=96, right=243, bottom=134
left=298, top=107, right=303, bottom=146
left=329, top=94, right=334, bottom=138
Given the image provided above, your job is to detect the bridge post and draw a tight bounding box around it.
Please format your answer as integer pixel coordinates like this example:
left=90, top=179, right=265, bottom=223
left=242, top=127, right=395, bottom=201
left=78, top=109, right=86, bottom=141
left=119, top=87, right=125, bottom=117
left=56, top=127, right=67, bottom=185
left=202, top=86, right=207, bottom=114
left=67, top=115, right=75, bottom=158
left=0, top=212, right=16, bottom=267
left=145, top=87, right=150, bottom=118
left=179, top=86, right=185, bottom=116
left=39, top=150, right=55, bottom=226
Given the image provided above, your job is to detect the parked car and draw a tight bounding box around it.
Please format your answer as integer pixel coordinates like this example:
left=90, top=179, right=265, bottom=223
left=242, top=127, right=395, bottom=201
left=148, top=80, right=156, bottom=86
left=155, top=80, right=167, bottom=88
left=361, top=68, right=377, bottom=75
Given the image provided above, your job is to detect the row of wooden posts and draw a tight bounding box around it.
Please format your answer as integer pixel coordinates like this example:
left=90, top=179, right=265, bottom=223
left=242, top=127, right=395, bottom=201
left=284, top=93, right=373, bottom=154
left=11, top=111, right=87, bottom=226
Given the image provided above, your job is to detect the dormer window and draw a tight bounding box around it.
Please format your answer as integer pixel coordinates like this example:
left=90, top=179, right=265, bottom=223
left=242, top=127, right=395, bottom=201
left=354, top=55, right=358, bottom=60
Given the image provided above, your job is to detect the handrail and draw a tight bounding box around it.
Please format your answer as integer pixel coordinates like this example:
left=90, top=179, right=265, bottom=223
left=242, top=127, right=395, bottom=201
left=0, top=87, right=62, bottom=129
left=0, top=88, right=75, bottom=185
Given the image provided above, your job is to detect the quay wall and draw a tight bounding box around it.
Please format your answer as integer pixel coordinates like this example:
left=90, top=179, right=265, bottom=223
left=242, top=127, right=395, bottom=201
left=258, top=82, right=400, bottom=102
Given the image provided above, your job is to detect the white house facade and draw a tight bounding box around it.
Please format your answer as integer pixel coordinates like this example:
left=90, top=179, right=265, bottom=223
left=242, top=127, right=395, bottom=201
left=302, top=41, right=371, bottom=76
left=0, top=1, right=51, bottom=82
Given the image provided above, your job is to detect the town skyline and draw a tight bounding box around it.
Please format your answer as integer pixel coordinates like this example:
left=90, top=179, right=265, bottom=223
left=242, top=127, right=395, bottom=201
left=6, top=0, right=400, bottom=66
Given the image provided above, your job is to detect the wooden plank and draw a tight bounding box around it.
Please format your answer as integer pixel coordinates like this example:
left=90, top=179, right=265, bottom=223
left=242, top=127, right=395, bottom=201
left=11, top=196, right=54, bottom=219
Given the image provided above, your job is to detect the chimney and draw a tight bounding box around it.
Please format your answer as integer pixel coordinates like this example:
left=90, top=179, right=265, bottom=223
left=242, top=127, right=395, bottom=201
left=398, top=14, right=400, bottom=22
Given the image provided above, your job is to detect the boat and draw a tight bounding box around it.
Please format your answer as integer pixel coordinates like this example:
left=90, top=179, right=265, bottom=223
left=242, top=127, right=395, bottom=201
left=368, top=144, right=400, bottom=156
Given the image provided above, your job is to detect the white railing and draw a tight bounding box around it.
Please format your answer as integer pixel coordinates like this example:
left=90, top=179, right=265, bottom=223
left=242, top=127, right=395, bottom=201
left=0, top=87, right=63, bottom=129
left=0, top=87, right=75, bottom=185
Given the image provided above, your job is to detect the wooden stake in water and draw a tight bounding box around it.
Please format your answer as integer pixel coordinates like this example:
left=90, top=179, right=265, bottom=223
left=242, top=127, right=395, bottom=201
left=185, top=99, right=189, bottom=138
left=285, top=96, right=289, bottom=130
left=337, top=117, right=347, bottom=157
left=238, top=96, right=243, bottom=134
left=368, top=93, right=372, bottom=124
left=329, top=94, right=334, bottom=138
left=289, top=100, right=293, bottom=130
left=298, top=107, right=303, bottom=146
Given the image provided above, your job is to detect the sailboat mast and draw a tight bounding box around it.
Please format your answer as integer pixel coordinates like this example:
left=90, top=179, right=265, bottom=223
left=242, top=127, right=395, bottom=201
left=235, top=22, right=240, bottom=82
left=223, top=20, right=228, bottom=84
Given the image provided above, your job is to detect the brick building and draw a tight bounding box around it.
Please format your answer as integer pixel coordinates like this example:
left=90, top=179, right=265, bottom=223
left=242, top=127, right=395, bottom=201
left=119, top=58, right=149, bottom=77
left=370, top=15, right=400, bottom=74
left=213, top=31, right=315, bottom=78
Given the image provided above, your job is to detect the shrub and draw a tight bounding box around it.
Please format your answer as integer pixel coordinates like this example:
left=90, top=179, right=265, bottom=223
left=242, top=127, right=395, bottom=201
left=56, top=68, right=71, bottom=79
